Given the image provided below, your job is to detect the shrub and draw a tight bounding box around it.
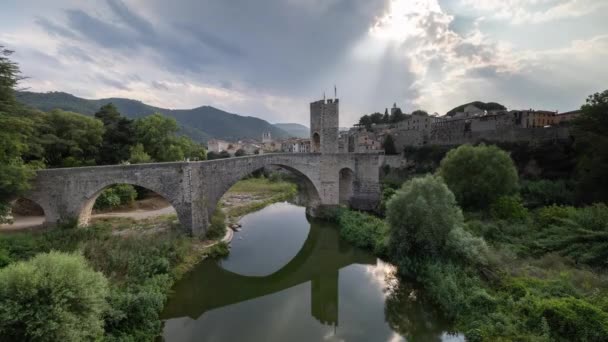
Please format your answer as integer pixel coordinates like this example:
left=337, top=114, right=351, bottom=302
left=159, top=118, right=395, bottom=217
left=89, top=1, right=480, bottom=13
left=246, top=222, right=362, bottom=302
left=521, top=179, right=574, bottom=207
left=94, top=184, right=137, bottom=210
left=539, top=297, right=608, bottom=341
left=104, top=275, right=170, bottom=341
left=204, top=242, right=230, bottom=259
left=386, top=174, right=464, bottom=264
left=0, top=252, right=109, bottom=341
left=418, top=261, right=487, bottom=319
left=378, top=186, right=397, bottom=214
left=337, top=209, right=389, bottom=255
left=446, top=226, right=489, bottom=265
left=438, top=144, right=519, bottom=210
left=572, top=203, right=608, bottom=231
left=535, top=205, right=577, bottom=227
left=490, top=195, right=529, bottom=221
left=206, top=208, right=226, bottom=240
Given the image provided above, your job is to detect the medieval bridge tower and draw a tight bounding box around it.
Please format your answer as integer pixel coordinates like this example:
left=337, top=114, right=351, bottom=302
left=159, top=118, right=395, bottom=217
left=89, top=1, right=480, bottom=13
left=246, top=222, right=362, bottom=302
left=310, top=98, right=339, bottom=153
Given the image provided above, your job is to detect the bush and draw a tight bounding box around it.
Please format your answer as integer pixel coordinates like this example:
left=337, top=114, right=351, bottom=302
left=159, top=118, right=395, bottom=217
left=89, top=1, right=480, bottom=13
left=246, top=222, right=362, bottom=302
left=206, top=208, right=226, bottom=240
left=535, top=205, right=577, bottom=227
left=386, top=174, right=464, bottom=265
left=573, top=203, right=608, bottom=231
left=204, top=242, right=230, bottom=259
left=94, top=184, right=137, bottom=210
left=521, top=179, right=574, bottom=207
left=438, top=144, right=519, bottom=210
left=337, top=209, right=389, bottom=255
left=539, top=297, right=608, bottom=341
left=104, top=275, right=169, bottom=341
left=0, top=252, right=109, bottom=341
left=378, top=186, right=397, bottom=214
left=490, top=195, right=529, bottom=221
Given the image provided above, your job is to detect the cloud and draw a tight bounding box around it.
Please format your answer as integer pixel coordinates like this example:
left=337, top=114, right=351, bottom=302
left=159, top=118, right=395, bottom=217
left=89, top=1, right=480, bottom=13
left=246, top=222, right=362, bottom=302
left=460, top=0, right=608, bottom=24
left=1, top=0, right=606, bottom=126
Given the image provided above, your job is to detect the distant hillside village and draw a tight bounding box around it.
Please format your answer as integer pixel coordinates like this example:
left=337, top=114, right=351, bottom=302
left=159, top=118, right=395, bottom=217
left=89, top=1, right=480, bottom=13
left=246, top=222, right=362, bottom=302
left=207, top=100, right=581, bottom=157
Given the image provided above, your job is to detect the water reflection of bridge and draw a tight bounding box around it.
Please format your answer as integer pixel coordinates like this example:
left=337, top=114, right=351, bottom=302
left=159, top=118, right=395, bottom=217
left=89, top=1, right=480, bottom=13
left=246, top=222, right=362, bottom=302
left=161, top=221, right=376, bottom=326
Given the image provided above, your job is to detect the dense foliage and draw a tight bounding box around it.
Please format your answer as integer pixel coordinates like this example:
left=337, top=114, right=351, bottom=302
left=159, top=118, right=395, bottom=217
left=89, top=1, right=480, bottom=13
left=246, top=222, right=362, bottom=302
left=358, top=108, right=428, bottom=128
left=386, top=175, right=487, bottom=270
left=438, top=144, right=519, bottom=210
left=0, top=47, right=38, bottom=222
left=336, top=209, right=388, bottom=255
left=0, top=223, right=201, bottom=340
left=0, top=252, right=109, bottom=341
left=383, top=134, right=398, bottom=155
left=573, top=90, right=608, bottom=204
left=95, top=103, right=136, bottom=165
left=336, top=137, right=608, bottom=341
left=93, top=184, right=138, bottom=210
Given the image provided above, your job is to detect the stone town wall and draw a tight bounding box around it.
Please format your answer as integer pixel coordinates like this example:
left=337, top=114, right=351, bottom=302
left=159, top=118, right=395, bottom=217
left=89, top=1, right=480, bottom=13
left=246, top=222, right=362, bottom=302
left=428, top=126, right=571, bottom=146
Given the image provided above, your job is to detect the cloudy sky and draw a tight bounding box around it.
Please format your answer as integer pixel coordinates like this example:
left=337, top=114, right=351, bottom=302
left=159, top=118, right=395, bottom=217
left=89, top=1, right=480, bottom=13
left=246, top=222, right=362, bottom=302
left=1, top=0, right=607, bottom=126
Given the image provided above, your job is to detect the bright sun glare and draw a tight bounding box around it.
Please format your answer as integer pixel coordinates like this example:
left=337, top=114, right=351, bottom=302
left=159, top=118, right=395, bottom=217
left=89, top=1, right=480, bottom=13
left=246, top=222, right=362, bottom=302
left=370, top=0, right=441, bottom=42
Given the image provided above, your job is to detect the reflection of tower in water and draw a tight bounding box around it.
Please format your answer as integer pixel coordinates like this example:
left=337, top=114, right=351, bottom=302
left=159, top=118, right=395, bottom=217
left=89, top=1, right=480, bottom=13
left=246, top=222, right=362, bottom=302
left=311, top=270, right=339, bottom=327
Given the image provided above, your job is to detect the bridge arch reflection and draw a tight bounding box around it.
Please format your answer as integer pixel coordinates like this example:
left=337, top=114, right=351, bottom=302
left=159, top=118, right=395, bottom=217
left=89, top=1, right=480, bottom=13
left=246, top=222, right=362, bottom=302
left=161, top=215, right=375, bottom=326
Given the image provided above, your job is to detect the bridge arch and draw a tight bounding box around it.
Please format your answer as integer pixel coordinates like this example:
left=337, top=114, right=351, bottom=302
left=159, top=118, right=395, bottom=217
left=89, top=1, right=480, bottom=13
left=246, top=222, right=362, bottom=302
left=76, top=180, right=184, bottom=228
left=1, top=196, right=49, bottom=229
left=339, top=167, right=354, bottom=205
left=205, top=162, right=322, bottom=220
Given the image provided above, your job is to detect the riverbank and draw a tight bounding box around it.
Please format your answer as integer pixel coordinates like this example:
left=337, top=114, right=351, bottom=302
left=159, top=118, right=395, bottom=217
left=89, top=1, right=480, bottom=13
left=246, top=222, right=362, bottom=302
left=332, top=201, right=608, bottom=341
left=221, top=176, right=298, bottom=221
left=0, top=176, right=298, bottom=340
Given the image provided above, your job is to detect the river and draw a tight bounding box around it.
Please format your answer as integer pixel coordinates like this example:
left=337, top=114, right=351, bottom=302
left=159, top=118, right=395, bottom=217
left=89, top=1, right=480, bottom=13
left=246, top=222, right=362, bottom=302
left=161, top=202, right=463, bottom=342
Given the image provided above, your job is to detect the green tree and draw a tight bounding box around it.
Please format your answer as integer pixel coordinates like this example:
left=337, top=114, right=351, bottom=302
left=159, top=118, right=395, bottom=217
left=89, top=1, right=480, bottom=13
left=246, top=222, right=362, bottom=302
left=412, top=110, right=429, bottom=116
left=128, top=143, right=152, bottom=164
left=438, top=144, right=519, bottom=210
left=208, top=151, right=231, bottom=160
left=390, top=108, right=407, bottom=123
left=0, top=252, right=109, bottom=341
left=386, top=175, right=464, bottom=263
left=383, top=134, right=398, bottom=155
left=133, top=114, right=206, bottom=162
left=0, top=46, right=21, bottom=113
left=383, top=108, right=390, bottom=123
left=0, top=47, right=39, bottom=222
left=573, top=90, right=608, bottom=203
left=175, top=135, right=207, bottom=160
left=235, top=148, right=246, bottom=157
left=95, top=103, right=135, bottom=165
left=38, top=110, right=105, bottom=167
left=359, top=114, right=372, bottom=128
left=133, top=114, right=180, bottom=162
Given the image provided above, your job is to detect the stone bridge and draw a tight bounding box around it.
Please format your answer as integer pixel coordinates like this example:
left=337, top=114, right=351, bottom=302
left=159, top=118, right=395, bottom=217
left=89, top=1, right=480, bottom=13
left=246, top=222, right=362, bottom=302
left=22, top=153, right=381, bottom=236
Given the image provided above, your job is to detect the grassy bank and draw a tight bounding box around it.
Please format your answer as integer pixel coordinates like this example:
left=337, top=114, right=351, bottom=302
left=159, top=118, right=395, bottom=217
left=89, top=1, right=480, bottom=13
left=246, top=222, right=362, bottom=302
left=223, top=176, right=298, bottom=219
left=0, top=218, right=228, bottom=340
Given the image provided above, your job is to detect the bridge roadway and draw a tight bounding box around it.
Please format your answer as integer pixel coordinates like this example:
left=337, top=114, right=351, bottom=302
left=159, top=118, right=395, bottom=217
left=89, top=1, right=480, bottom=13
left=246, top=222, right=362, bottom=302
left=161, top=219, right=377, bottom=325
left=22, top=153, right=381, bottom=236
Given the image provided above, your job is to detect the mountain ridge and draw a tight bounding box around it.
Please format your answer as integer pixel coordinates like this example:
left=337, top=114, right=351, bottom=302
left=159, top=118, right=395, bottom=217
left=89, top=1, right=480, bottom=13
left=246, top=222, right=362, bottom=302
left=16, top=91, right=290, bottom=143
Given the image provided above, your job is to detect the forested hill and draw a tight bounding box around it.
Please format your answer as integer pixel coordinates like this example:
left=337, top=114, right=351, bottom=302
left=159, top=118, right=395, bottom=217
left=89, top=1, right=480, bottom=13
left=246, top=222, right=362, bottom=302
left=16, top=91, right=290, bottom=142
left=274, top=123, right=309, bottom=138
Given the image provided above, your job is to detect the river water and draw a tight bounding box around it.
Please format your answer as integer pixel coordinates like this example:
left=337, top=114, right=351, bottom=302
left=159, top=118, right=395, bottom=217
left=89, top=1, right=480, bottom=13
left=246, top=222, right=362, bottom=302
left=161, top=202, right=462, bottom=342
